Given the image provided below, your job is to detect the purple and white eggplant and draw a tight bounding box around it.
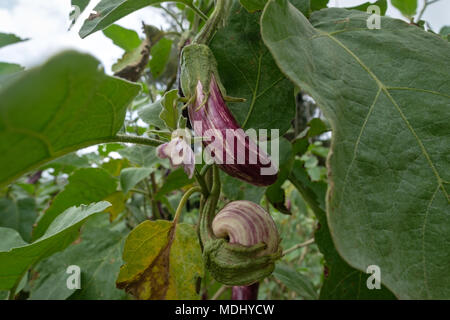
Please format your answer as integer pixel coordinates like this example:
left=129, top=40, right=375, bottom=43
left=200, top=191, right=282, bottom=286
left=180, top=44, right=278, bottom=186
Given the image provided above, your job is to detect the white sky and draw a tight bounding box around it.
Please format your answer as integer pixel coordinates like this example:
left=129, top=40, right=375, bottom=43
left=0, top=0, right=448, bottom=73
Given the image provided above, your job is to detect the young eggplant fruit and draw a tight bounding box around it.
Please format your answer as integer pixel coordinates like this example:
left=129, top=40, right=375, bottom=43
left=200, top=197, right=282, bottom=286
left=180, top=44, right=278, bottom=186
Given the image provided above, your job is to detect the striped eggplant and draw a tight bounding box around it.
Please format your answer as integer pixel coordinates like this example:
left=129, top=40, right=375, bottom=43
left=180, top=44, right=278, bottom=186
left=200, top=193, right=281, bottom=286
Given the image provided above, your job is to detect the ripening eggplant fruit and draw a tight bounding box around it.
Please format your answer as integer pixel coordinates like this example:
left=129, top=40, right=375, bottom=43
left=180, top=43, right=278, bottom=186
left=200, top=196, right=282, bottom=286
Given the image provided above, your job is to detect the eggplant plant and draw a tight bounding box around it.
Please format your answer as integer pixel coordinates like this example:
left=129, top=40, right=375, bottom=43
left=0, top=0, right=448, bottom=301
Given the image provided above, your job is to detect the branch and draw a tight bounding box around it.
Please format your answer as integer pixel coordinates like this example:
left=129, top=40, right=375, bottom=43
left=114, top=134, right=164, bottom=147
left=282, top=238, right=315, bottom=256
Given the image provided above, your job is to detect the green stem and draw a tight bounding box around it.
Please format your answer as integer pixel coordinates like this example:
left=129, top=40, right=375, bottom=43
left=199, top=166, right=221, bottom=243
left=195, top=168, right=210, bottom=196
left=194, top=0, right=228, bottom=44
left=282, top=238, right=315, bottom=256
left=200, top=164, right=212, bottom=176
left=416, top=0, right=440, bottom=23
left=114, top=134, right=164, bottom=147
left=173, top=186, right=201, bottom=224
left=130, top=188, right=149, bottom=195
left=186, top=2, right=208, bottom=21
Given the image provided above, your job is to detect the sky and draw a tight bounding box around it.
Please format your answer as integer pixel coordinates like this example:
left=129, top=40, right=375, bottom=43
left=0, top=0, right=448, bottom=74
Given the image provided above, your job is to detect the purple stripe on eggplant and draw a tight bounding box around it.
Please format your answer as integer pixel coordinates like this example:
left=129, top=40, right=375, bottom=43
left=188, top=75, right=277, bottom=186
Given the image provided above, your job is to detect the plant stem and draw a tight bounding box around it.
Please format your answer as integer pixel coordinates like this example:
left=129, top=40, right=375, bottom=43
left=211, top=284, right=230, bottom=300
left=195, top=168, right=210, bottom=196
left=130, top=188, right=149, bottom=195
left=416, top=0, right=440, bottom=23
left=173, top=186, right=201, bottom=223
left=282, top=238, right=315, bottom=256
left=200, top=164, right=212, bottom=176
left=114, top=134, right=164, bottom=147
left=186, top=2, right=208, bottom=21
left=194, top=0, right=228, bottom=44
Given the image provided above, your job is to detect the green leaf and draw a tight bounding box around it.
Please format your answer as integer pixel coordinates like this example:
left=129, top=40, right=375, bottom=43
left=0, top=62, right=24, bottom=76
left=290, top=163, right=395, bottom=299
left=0, top=51, right=141, bottom=188
left=440, top=26, right=450, bottom=41
left=103, top=24, right=141, bottom=52
left=262, top=1, right=450, bottom=299
left=209, top=2, right=295, bottom=135
left=159, top=89, right=180, bottom=131
left=348, top=0, right=387, bottom=16
left=310, top=0, right=328, bottom=11
left=79, top=0, right=190, bottom=38
left=30, top=222, right=128, bottom=300
left=306, top=118, right=329, bottom=138
left=118, top=145, right=158, bottom=167
left=221, top=170, right=266, bottom=203
left=0, top=32, right=27, bottom=49
left=33, top=168, right=118, bottom=240
left=239, top=0, right=266, bottom=12
left=138, top=100, right=166, bottom=129
left=111, top=39, right=149, bottom=73
left=0, top=201, right=111, bottom=290
left=149, top=38, right=173, bottom=78
left=116, top=220, right=203, bottom=299
left=120, top=167, right=154, bottom=194
left=154, top=168, right=195, bottom=201
left=0, top=197, right=36, bottom=243
left=273, top=263, right=318, bottom=300
left=240, top=0, right=309, bottom=14
left=0, top=62, right=24, bottom=88
left=391, top=0, right=417, bottom=17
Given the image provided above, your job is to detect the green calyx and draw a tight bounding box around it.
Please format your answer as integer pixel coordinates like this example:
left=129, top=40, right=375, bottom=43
left=180, top=44, right=226, bottom=99
left=199, top=166, right=281, bottom=286
left=203, top=238, right=282, bottom=286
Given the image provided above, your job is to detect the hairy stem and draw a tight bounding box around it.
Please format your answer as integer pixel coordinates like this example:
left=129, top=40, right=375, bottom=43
left=194, top=0, right=228, bottom=44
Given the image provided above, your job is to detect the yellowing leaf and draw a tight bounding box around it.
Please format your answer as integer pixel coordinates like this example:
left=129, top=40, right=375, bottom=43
left=116, top=220, right=203, bottom=300
left=103, top=191, right=126, bottom=221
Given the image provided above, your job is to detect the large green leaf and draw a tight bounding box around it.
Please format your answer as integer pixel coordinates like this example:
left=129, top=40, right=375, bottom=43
left=209, top=1, right=295, bottom=135
left=116, top=220, right=203, bottom=299
left=33, top=168, right=119, bottom=240
left=30, top=221, right=128, bottom=300
left=0, top=51, right=140, bottom=188
left=0, top=197, right=36, bottom=243
left=79, top=0, right=190, bottom=38
left=118, top=145, right=158, bottom=167
left=0, top=201, right=111, bottom=290
left=262, top=1, right=450, bottom=299
left=290, top=163, right=395, bottom=299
